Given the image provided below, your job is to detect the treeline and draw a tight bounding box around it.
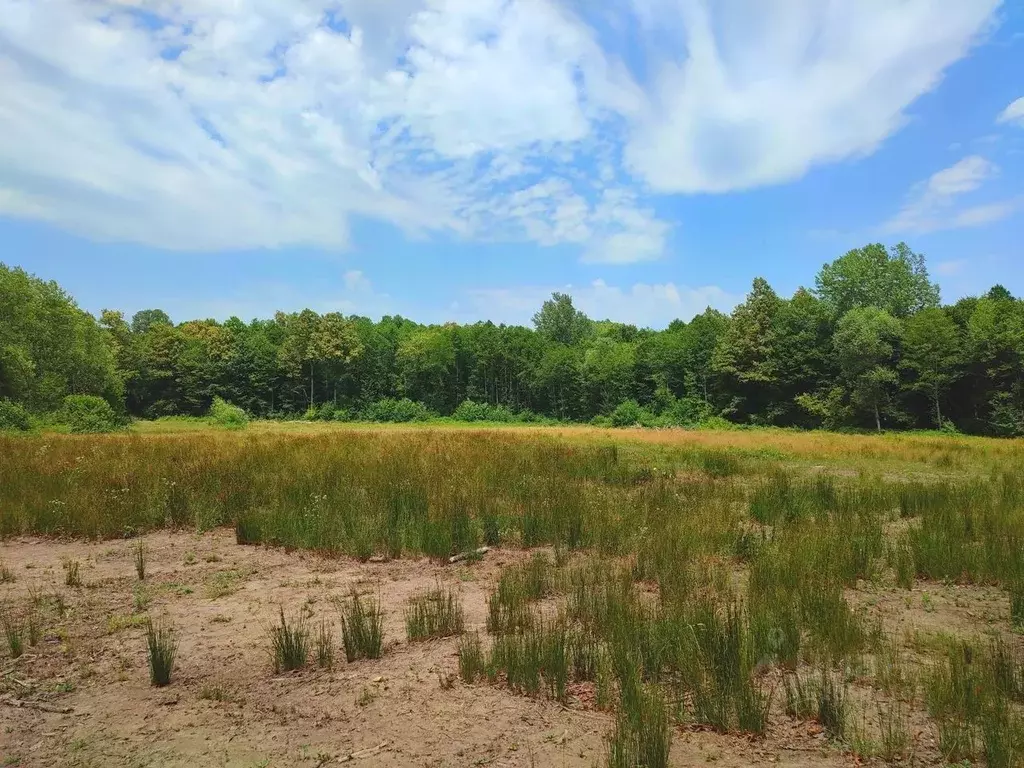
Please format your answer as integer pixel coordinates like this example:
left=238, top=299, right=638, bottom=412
left=2, top=242, right=1023, bottom=435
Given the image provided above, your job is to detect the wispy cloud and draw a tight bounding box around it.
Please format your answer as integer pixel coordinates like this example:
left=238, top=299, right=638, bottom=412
left=996, top=96, right=1024, bottom=126
left=884, top=156, right=1021, bottom=233
left=0, top=0, right=1001, bottom=260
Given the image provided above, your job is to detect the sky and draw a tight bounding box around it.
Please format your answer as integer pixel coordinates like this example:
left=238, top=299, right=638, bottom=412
left=1, top=0, right=1023, bottom=330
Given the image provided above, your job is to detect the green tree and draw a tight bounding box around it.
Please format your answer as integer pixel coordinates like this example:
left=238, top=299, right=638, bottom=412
left=900, top=308, right=962, bottom=427
left=712, top=278, right=781, bottom=421
left=130, top=309, right=172, bottom=335
left=815, top=242, right=939, bottom=318
left=532, top=293, right=594, bottom=346
left=833, top=307, right=903, bottom=431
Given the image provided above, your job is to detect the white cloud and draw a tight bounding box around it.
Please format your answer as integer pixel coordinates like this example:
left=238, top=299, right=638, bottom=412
left=0, top=0, right=1002, bottom=258
left=996, top=96, right=1024, bottom=126
left=884, top=155, right=1021, bottom=233
left=465, top=279, right=740, bottom=328
left=623, top=0, right=1000, bottom=193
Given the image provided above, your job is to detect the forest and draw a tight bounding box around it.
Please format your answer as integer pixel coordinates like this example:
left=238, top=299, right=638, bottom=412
left=1, top=242, right=1022, bottom=436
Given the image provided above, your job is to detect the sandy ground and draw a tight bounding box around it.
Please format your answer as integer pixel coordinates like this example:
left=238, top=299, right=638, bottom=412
left=0, top=530, right=942, bottom=767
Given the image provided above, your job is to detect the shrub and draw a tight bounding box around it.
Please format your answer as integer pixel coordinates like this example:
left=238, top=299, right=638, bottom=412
left=452, top=400, right=516, bottom=423
left=362, top=398, right=435, bottom=423
left=208, top=397, right=248, bottom=429
left=664, top=396, right=714, bottom=426
left=610, top=400, right=654, bottom=428
left=0, top=399, right=31, bottom=432
left=59, top=395, right=120, bottom=433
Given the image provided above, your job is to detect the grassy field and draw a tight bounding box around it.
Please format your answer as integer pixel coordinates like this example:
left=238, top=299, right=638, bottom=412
left=2, top=423, right=1024, bottom=766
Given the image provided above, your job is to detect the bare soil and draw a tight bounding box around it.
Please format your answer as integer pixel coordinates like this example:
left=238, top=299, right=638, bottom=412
left=0, top=531, right=921, bottom=767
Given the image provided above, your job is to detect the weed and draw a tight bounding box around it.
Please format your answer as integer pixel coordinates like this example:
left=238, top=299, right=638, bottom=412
left=134, top=541, right=146, bottom=580
left=405, top=582, right=464, bottom=641
left=0, top=561, right=14, bottom=584
left=316, top=619, right=333, bottom=669
left=269, top=607, right=309, bottom=673
left=1, top=608, right=23, bottom=658
left=133, top=584, right=151, bottom=613
left=338, top=591, right=384, bottom=662
left=877, top=701, right=910, bottom=761
left=26, top=611, right=40, bottom=647
left=63, top=560, right=81, bottom=587
left=146, top=618, right=178, bottom=686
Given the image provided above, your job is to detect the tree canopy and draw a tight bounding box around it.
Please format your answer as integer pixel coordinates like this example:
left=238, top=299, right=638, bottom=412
left=3, top=246, right=1023, bottom=435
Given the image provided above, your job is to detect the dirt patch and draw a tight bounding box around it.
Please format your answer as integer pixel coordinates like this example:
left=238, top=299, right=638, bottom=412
left=0, top=531, right=852, bottom=767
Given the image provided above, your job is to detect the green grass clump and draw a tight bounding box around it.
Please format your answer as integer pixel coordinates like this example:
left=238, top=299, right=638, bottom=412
left=458, top=631, right=485, bottom=683
left=316, top=619, right=333, bottom=669
left=269, top=607, right=309, bottom=672
left=146, top=618, right=179, bottom=686
left=405, top=582, right=464, bottom=641
left=607, top=674, right=671, bottom=768
left=817, top=669, right=848, bottom=741
left=1, top=608, right=24, bottom=658
left=339, top=592, right=384, bottom=662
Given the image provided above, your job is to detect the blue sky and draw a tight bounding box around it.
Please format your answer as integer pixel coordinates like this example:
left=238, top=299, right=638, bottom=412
left=1, top=0, right=1022, bottom=328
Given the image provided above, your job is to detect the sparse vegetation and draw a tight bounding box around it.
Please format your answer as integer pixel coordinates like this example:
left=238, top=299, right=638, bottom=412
left=146, top=618, right=179, bottom=687
left=405, top=582, right=464, bottom=641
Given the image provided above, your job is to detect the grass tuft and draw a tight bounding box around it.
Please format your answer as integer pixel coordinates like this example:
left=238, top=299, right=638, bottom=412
left=1, top=607, right=24, bottom=658
left=339, top=591, right=384, bottom=662
left=134, top=540, right=146, bottom=580
left=146, top=618, right=179, bottom=686
left=269, top=607, right=309, bottom=673
left=316, top=619, right=333, bottom=669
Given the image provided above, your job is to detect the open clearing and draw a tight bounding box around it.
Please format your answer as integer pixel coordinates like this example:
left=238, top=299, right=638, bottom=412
left=2, top=424, right=1024, bottom=767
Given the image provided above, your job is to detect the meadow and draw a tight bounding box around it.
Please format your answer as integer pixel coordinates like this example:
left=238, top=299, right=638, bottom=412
left=2, top=423, right=1024, bottom=766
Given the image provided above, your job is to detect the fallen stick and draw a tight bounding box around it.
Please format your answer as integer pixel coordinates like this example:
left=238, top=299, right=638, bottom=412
left=0, top=696, right=73, bottom=714
left=448, top=546, right=489, bottom=564
left=339, top=742, right=388, bottom=762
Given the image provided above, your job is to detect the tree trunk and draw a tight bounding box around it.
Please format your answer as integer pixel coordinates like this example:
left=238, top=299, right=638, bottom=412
left=309, top=362, right=314, bottom=408
left=874, top=401, right=881, bottom=432
left=934, top=384, right=942, bottom=428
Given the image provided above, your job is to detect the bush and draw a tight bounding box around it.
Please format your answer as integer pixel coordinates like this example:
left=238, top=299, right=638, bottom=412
left=452, top=400, right=517, bottom=423
left=362, top=398, right=435, bottom=423
left=208, top=397, right=248, bottom=429
left=0, top=399, right=31, bottom=431
left=60, top=395, right=121, bottom=433
left=664, top=396, right=714, bottom=426
left=610, top=400, right=655, bottom=428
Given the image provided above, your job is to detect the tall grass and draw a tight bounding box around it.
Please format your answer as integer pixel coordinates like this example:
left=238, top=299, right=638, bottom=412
left=4, top=426, right=1024, bottom=760
left=269, top=608, right=309, bottom=673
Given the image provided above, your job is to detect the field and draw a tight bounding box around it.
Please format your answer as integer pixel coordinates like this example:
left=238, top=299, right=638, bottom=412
left=2, top=424, right=1024, bottom=767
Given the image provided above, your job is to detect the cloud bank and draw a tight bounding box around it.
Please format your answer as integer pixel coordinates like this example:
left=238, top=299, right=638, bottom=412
left=0, top=0, right=1001, bottom=260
